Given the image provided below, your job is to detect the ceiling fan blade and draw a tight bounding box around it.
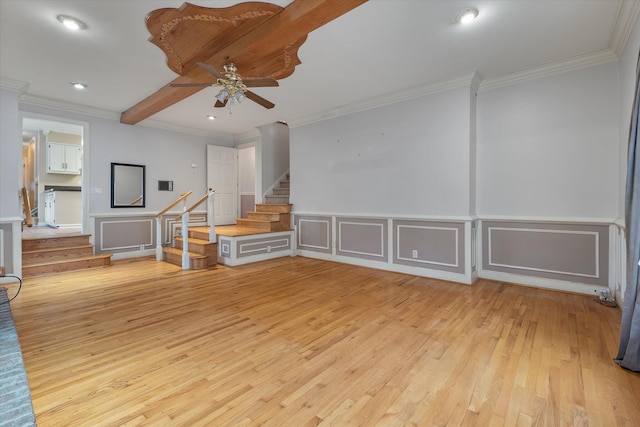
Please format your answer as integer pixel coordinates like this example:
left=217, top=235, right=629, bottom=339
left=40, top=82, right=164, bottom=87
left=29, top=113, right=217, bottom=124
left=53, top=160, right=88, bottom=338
left=214, top=98, right=228, bottom=108
left=244, top=78, right=279, bottom=88
left=196, top=62, right=223, bottom=79
left=245, top=91, right=275, bottom=109
left=170, top=83, right=213, bottom=87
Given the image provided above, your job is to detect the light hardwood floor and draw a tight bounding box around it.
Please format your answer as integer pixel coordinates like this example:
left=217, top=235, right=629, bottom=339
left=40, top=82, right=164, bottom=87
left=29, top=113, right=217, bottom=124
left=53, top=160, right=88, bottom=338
left=8, top=257, right=640, bottom=426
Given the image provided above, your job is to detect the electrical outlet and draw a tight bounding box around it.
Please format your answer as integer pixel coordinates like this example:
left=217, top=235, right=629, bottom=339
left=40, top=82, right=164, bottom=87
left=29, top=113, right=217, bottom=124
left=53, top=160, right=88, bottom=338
left=0, top=266, right=5, bottom=277
left=412, top=250, right=418, bottom=258
left=598, top=288, right=614, bottom=302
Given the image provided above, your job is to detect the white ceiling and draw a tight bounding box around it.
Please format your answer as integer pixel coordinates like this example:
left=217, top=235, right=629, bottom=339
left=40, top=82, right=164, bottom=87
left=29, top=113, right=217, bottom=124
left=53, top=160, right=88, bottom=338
left=1, top=0, right=637, bottom=139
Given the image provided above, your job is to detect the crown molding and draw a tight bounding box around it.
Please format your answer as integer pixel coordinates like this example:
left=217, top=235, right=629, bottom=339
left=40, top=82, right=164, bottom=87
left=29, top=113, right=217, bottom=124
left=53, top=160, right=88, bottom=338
left=610, top=0, right=640, bottom=56
left=479, top=49, right=618, bottom=92
left=288, top=72, right=477, bottom=129
left=18, top=94, right=234, bottom=139
left=234, top=129, right=261, bottom=145
left=20, top=93, right=119, bottom=120
left=139, top=117, right=234, bottom=140
left=0, top=77, right=29, bottom=93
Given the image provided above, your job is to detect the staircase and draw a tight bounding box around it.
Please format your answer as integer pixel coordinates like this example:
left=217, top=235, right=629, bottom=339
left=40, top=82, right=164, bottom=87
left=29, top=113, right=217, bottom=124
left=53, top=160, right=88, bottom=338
left=22, top=234, right=112, bottom=278
left=162, top=227, right=217, bottom=270
left=162, top=176, right=292, bottom=269
left=237, top=176, right=292, bottom=231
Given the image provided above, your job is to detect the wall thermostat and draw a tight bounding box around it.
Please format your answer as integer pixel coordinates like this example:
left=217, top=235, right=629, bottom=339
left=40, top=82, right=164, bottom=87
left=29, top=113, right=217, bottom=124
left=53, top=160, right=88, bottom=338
left=158, top=180, right=173, bottom=191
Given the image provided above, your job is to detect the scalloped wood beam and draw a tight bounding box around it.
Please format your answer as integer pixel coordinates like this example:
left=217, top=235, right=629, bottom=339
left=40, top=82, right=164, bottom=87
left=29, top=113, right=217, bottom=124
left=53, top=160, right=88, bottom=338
left=120, top=0, right=368, bottom=125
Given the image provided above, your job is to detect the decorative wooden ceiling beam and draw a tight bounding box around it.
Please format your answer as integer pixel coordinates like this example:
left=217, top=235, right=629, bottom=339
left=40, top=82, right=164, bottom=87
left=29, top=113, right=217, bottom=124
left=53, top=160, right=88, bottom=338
left=120, top=0, right=368, bottom=125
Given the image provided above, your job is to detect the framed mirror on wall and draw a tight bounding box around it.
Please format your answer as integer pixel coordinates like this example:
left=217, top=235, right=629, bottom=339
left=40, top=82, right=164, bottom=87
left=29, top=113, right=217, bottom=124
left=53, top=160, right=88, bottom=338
left=111, top=162, right=145, bottom=208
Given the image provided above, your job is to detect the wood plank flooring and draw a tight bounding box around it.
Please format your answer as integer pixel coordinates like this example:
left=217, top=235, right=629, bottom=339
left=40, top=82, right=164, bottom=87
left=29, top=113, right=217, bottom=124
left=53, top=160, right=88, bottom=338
left=8, top=257, right=640, bottom=426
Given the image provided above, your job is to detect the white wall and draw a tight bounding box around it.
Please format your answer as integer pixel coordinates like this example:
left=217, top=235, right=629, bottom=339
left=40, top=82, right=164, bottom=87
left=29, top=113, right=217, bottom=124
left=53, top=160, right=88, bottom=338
left=0, top=86, right=22, bottom=218
left=258, top=122, right=289, bottom=198
left=477, top=62, right=620, bottom=219
left=290, top=86, right=472, bottom=216
left=239, top=146, right=256, bottom=194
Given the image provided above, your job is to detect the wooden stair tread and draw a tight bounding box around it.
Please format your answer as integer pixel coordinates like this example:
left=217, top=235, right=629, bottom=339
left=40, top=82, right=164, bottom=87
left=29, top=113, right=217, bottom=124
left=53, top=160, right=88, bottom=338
left=255, top=204, right=292, bottom=213
left=163, top=247, right=214, bottom=270
left=247, top=212, right=281, bottom=221
left=23, top=253, right=112, bottom=267
left=174, top=236, right=215, bottom=246
left=163, top=247, right=208, bottom=259
left=23, top=244, right=94, bottom=255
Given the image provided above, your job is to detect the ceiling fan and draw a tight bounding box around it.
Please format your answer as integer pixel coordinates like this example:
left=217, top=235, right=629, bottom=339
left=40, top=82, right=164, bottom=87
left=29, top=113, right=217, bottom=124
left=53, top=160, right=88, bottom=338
left=170, top=62, right=278, bottom=109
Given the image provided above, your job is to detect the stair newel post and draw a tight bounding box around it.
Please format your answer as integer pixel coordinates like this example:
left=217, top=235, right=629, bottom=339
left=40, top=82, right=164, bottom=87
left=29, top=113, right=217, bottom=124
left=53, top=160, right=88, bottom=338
left=155, top=217, right=163, bottom=261
left=208, top=189, right=216, bottom=243
left=181, top=199, right=190, bottom=270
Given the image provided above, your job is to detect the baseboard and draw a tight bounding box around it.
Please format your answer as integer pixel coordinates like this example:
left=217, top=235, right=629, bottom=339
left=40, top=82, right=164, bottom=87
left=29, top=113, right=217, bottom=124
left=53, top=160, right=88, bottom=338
left=296, top=250, right=473, bottom=285
left=478, top=269, right=609, bottom=296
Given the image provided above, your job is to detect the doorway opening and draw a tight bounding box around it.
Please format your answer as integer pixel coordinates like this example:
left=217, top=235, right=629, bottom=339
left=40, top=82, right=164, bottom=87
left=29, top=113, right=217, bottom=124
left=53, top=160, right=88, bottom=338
left=21, top=115, right=88, bottom=236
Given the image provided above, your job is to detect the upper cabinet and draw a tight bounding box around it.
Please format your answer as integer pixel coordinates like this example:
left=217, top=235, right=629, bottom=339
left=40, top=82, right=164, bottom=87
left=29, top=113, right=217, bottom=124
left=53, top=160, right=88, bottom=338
left=47, top=142, right=82, bottom=174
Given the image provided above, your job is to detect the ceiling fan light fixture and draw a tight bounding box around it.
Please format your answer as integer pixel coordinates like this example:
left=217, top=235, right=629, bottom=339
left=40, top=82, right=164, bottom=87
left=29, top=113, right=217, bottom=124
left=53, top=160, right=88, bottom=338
left=57, top=15, right=87, bottom=31
left=456, top=8, right=478, bottom=25
left=235, top=91, right=246, bottom=103
left=216, top=88, right=230, bottom=102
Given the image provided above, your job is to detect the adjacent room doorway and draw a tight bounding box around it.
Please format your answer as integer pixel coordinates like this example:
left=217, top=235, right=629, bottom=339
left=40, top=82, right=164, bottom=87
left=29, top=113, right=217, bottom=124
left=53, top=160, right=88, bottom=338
left=21, top=114, right=88, bottom=234
left=206, top=144, right=238, bottom=225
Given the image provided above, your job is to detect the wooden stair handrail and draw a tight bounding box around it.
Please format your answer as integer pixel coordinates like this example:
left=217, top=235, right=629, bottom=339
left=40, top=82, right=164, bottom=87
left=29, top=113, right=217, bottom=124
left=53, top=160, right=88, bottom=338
left=22, top=187, right=33, bottom=227
left=156, top=191, right=192, bottom=218
left=175, top=189, right=214, bottom=220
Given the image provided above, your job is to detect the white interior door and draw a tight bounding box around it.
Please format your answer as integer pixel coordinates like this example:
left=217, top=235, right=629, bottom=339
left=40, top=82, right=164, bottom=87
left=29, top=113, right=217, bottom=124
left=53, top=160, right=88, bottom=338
left=207, top=145, right=238, bottom=225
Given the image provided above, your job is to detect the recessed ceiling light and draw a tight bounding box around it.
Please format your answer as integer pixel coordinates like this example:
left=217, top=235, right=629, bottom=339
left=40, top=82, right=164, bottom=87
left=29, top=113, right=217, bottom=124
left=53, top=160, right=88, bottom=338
left=456, top=8, right=479, bottom=25
left=57, top=15, right=87, bottom=31
left=70, top=82, right=87, bottom=89
left=207, top=115, right=216, bottom=120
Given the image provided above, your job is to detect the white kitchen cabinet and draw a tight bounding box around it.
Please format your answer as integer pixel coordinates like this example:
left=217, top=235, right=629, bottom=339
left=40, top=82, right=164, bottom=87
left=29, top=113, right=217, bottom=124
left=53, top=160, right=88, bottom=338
left=47, top=142, right=82, bottom=174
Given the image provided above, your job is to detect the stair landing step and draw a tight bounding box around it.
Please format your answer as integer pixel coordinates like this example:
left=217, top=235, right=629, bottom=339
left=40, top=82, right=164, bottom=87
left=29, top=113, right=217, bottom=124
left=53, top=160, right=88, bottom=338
left=23, top=254, right=112, bottom=277
left=163, top=247, right=214, bottom=269
left=23, top=243, right=94, bottom=256
left=22, top=234, right=91, bottom=250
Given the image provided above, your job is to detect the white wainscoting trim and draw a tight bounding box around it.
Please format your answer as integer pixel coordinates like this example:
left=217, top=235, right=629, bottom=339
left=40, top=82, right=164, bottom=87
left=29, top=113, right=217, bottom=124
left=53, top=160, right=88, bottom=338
left=110, top=249, right=156, bottom=260
left=478, top=215, right=617, bottom=224
left=338, top=221, right=385, bottom=258
left=298, top=218, right=331, bottom=250
left=239, top=237, right=290, bottom=256
left=297, top=250, right=472, bottom=285
left=479, top=270, right=608, bottom=297
left=396, top=224, right=459, bottom=268
left=487, top=226, right=599, bottom=278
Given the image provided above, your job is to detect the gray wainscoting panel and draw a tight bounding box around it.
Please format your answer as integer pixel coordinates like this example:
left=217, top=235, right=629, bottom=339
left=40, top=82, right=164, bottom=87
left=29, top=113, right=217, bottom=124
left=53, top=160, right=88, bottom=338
left=336, top=217, right=387, bottom=261
left=237, top=235, right=291, bottom=258
left=482, top=221, right=609, bottom=285
left=393, top=220, right=465, bottom=274
left=220, top=238, right=231, bottom=258
left=240, top=195, right=255, bottom=219
left=95, top=217, right=154, bottom=253
left=295, top=216, right=332, bottom=254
